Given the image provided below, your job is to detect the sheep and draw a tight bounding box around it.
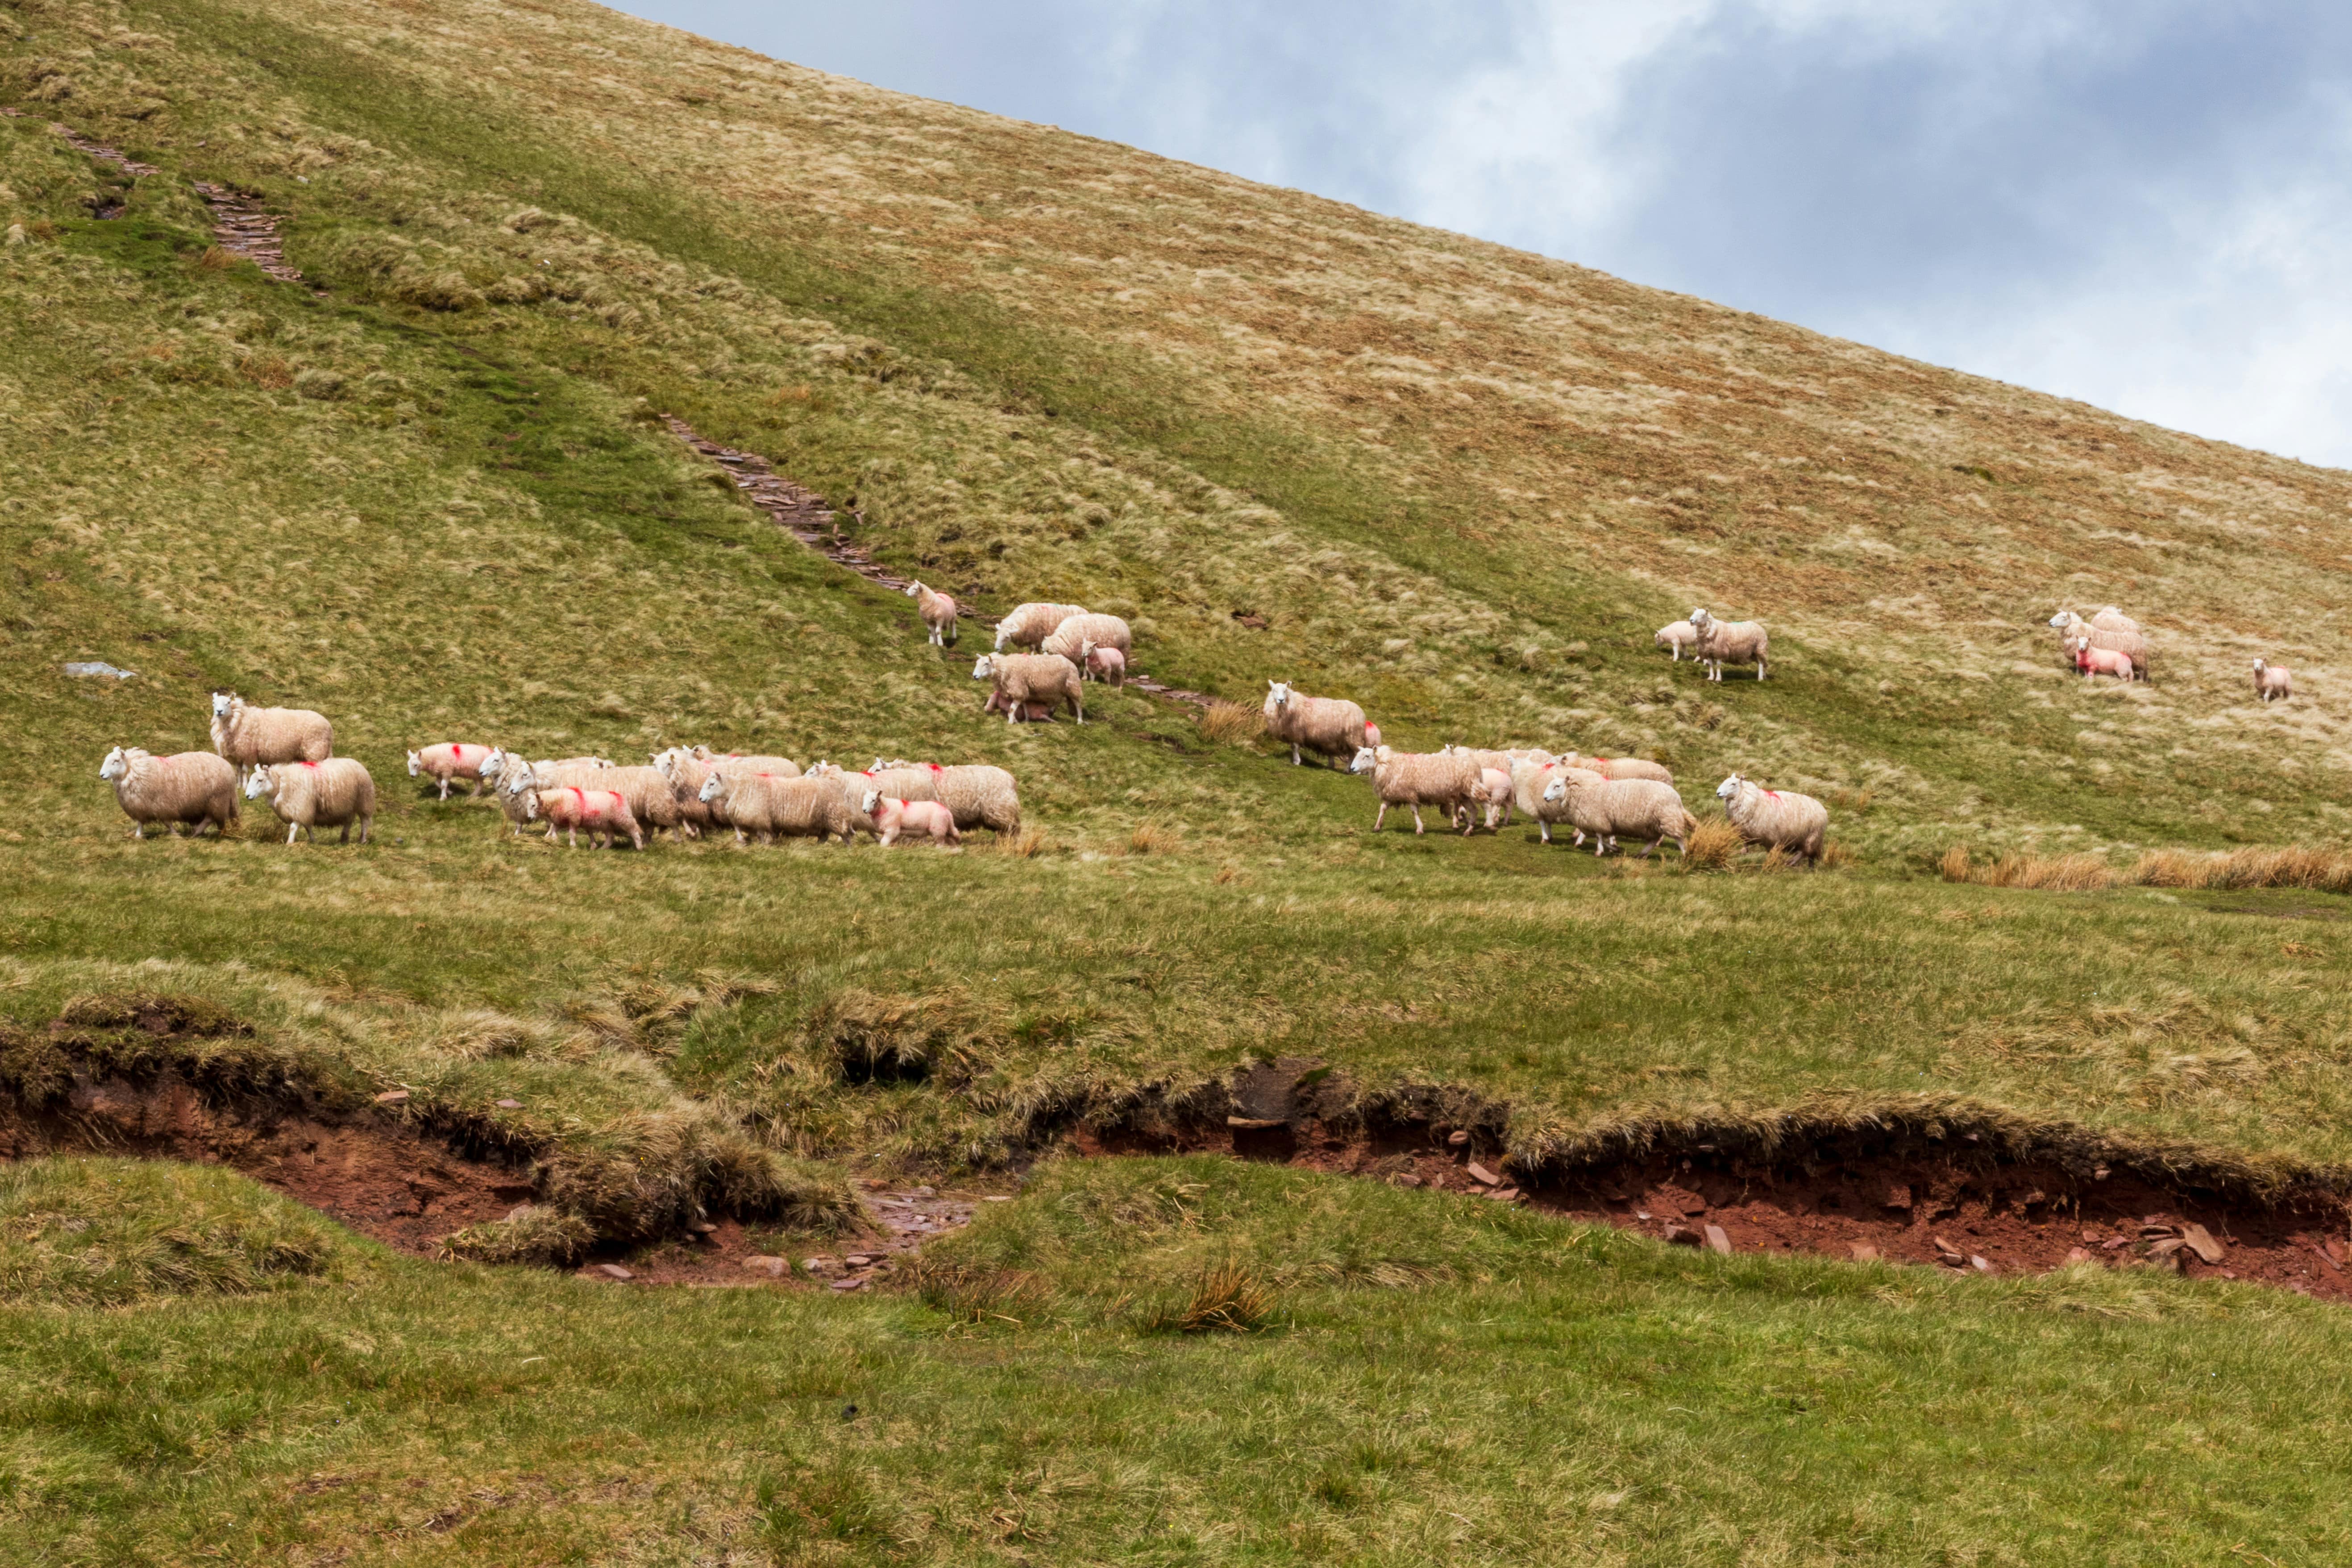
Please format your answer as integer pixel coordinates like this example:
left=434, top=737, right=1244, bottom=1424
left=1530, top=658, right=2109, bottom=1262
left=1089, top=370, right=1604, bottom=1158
left=494, top=764, right=541, bottom=837
left=2255, top=659, right=2293, bottom=703
left=1655, top=620, right=1698, bottom=661
left=526, top=784, right=643, bottom=849
left=595, top=765, right=686, bottom=840
left=905, top=581, right=959, bottom=646
left=860, top=790, right=961, bottom=848
left=407, top=742, right=494, bottom=799
left=2075, top=636, right=2136, bottom=683
left=992, top=602, right=1088, bottom=651
left=1080, top=640, right=1126, bottom=687
left=210, top=691, right=332, bottom=784
left=99, top=747, right=238, bottom=839
left=481, top=749, right=612, bottom=790
left=1687, top=609, right=1769, bottom=682
left=2048, top=612, right=2148, bottom=678
left=984, top=689, right=1060, bottom=723
left=866, top=759, right=1023, bottom=836
left=2092, top=606, right=2140, bottom=634
left=1475, top=766, right=1514, bottom=830
left=1542, top=773, right=1696, bottom=857
left=1349, top=744, right=1481, bottom=836
left=1560, top=752, right=1673, bottom=786
left=973, top=652, right=1084, bottom=724
left=697, top=769, right=860, bottom=845
left=244, top=758, right=376, bottom=846
left=1510, top=758, right=1604, bottom=844
left=1041, top=612, right=1132, bottom=666
left=1716, top=774, right=1829, bottom=862
left=1263, top=682, right=1375, bottom=768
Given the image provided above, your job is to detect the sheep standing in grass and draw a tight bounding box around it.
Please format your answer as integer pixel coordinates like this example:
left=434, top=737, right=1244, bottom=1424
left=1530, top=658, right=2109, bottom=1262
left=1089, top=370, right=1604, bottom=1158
left=1350, top=745, right=1481, bottom=836
left=99, top=747, right=239, bottom=839
left=974, top=653, right=1084, bottom=724
left=1716, top=774, right=1829, bottom=862
left=868, top=759, right=1023, bottom=837
left=983, top=690, right=1060, bottom=723
left=1511, top=758, right=1604, bottom=845
left=698, top=769, right=860, bottom=845
left=905, top=581, right=959, bottom=647
left=860, top=790, right=961, bottom=848
left=1080, top=640, right=1126, bottom=687
left=526, top=784, right=643, bottom=849
left=1655, top=620, right=1698, bottom=661
left=2075, top=637, right=2136, bottom=683
left=407, top=743, right=494, bottom=799
left=245, top=759, right=376, bottom=846
left=210, top=691, right=332, bottom=784
left=1042, top=612, right=1132, bottom=666
left=495, top=764, right=541, bottom=837
left=1542, top=773, right=1695, bottom=857
left=1688, top=609, right=1769, bottom=682
left=1263, top=682, right=1375, bottom=768
left=1474, top=766, right=1515, bottom=830
left=2049, top=612, right=2148, bottom=678
left=2255, top=659, right=2293, bottom=703
left=993, top=602, right=1088, bottom=651
left=1561, top=752, right=1673, bottom=786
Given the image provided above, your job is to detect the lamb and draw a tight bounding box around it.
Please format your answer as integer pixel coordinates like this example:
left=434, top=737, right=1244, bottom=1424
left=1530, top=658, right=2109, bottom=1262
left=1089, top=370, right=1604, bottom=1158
left=2254, top=659, right=2293, bottom=703
left=495, top=764, right=541, bottom=837
left=1542, top=773, right=1696, bottom=857
left=973, top=653, right=1084, bottom=724
left=1510, top=758, right=1604, bottom=845
left=1687, top=609, right=1769, bottom=682
left=1041, top=612, right=1132, bottom=666
left=407, top=742, right=494, bottom=799
left=1263, top=682, right=1375, bottom=768
left=860, top=790, right=961, bottom=848
left=1475, top=766, right=1514, bottom=830
left=1349, top=744, right=1481, bottom=836
left=526, top=784, right=643, bottom=849
left=99, top=747, right=238, bottom=839
left=244, top=758, right=375, bottom=846
left=2047, top=612, right=2148, bottom=678
left=697, top=769, right=860, bottom=844
left=983, top=689, right=1060, bottom=723
left=1080, top=640, right=1126, bottom=687
left=992, top=602, right=1088, bottom=651
left=1716, top=774, right=1829, bottom=862
left=1655, top=620, right=1698, bottom=661
left=1560, top=752, right=1673, bottom=786
left=2075, top=637, right=2136, bottom=683
left=904, top=581, right=959, bottom=646
left=210, top=691, right=332, bottom=784
left=866, top=759, right=1023, bottom=836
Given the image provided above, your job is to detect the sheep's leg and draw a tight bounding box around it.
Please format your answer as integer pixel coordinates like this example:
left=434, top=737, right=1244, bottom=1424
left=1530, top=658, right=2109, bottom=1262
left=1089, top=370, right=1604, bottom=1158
left=1539, top=822, right=1551, bottom=844
left=360, top=817, right=371, bottom=845
left=1292, top=742, right=1303, bottom=766
left=287, top=823, right=300, bottom=846
left=340, top=823, right=351, bottom=844
left=1410, top=805, right=1425, bottom=836
left=1373, top=803, right=1389, bottom=832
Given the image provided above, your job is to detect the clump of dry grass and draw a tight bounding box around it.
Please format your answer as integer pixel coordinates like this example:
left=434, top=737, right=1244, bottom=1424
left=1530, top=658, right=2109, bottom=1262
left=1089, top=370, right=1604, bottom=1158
left=997, top=826, right=1049, bottom=858
left=437, top=1205, right=594, bottom=1267
left=906, top=1256, right=1053, bottom=1328
left=1197, top=701, right=1263, bottom=747
left=2128, top=846, right=2352, bottom=893
left=1140, top=1259, right=1274, bottom=1335
left=1939, top=845, right=1972, bottom=883
left=194, top=244, right=236, bottom=271
left=1127, top=820, right=1179, bottom=856
left=1680, top=818, right=1745, bottom=871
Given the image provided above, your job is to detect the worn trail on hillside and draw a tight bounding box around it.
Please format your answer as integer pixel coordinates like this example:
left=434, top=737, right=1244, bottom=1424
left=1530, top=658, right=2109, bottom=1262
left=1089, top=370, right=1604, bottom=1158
left=16, top=110, right=309, bottom=281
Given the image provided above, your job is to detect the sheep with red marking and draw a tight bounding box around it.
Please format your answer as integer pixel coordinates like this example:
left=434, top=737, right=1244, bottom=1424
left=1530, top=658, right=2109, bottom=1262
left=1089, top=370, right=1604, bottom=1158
left=1510, top=758, right=1604, bottom=845
left=860, top=790, right=961, bottom=848
left=1716, top=774, right=1828, bottom=862
left=866, top=759, right=1023, bottom=837
left=408, top=742, right=495, bottom=799
left=526, top=783, right=644, bottom=849
left=245, top=758, right=376, bottom=846
left=2074, top=636, right=2136, bottom=683
left=2254, top=659, right=2293, bottom=703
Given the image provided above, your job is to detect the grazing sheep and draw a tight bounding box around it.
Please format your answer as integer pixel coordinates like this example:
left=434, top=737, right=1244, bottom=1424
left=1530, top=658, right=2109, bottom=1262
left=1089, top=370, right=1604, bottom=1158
left=1080, top=640, right=1126, bottom=687
left=2048, top=612, right=2148, bottom=678
left=1041, top=612, right=1133, bottom=666
left=992, top=602, right=1088, bottom=651
left=244, top=759, right=375, bottom=846
left=1350, top=744, right=1481, bottom=836
left=984, top=689, right=1060, bottom=723
left=2075, top=637, right=2136, bottom=683
left=860, top=790, right=961, bottom=848
left=407, top=742, right=494, bottom=799
left=2255, top=659, right=2293, bottom=703
left=973, top=653, right=1084, bottom=724
left=1716, top=774, right=1829, bottom=862
left=905, top=581, right=960, bottom=646
left=697, top=769, right=860, bottom=845
left=1560, top=752, right=1673, bottom=786
left=526, top=785, right=643, bottom=849
left=2092, top=606, right=2140, bottom=634
left=1263, top=682, right=1375, bottom=768
left=210, top=691, right=332, bottom=784
left=1687, top=609, right=1769, bottom=682
left=1511, top=758, right=1604, bottom=844
left=1655, top=620, right=1698, bottom=661
left=99, top=747, right=238, bottom=839
left=1541, top=773, right=1695, bottom=857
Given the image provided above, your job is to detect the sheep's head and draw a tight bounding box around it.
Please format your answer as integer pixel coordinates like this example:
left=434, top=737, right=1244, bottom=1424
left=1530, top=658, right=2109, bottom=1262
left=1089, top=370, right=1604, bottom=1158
left=991, top=623, right=1013, bottom=650
left=242, top=766, right=276, bottom=800
left=2047, top=611, right=2074, bottom=629
left=2254, top=659, right=2268, bottom=672
left=98, top=746, right=129, bottom=782
left=210, top=690, right=234, bottom=717
left=1266, top=679, right=1293, bottom=711
left=903, top=582, right=921, bottom=599
left=860, top=789, right=881, bottom=815
left=406, top=749, right=424, bottom=776
left=1716, top=774, right=1745, bottom=803
left=480, top=748, right=507, bottom=778
left=698, top=772, right=725, bottom=803
left=523, top=790, right=542, bottom=821
left=1689, top=608, right=1711, bottom=628
left=1348, top=745, right=1376, bottom=774
left=1542, top=776, right=1567, bottom=803
left=972, top=655, right=996, bottom=680
left=504, top=767, right=536, bottom=796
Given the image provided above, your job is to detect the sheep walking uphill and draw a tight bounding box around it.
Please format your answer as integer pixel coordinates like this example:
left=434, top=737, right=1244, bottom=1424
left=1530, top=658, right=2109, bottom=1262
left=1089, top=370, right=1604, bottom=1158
left=210, top=691, right=332, bottom=784
left=1263, top=682, right=1377, bottom=768
left=905, top=581, right=959, bottom=647
left=2255, top=660, right=2293, bottom=703
left=245, top=759, right=375, bottom=846
left=973, top=653, right=1084, bottom=724
left=1351, top=745, right=1481, bottom=836
left=1541, top=773, right=1695, bottom=857
left=100, top=747, right=238, bottom=839
left=1687, top=609, right=1768, bottom=682
left=992, top=602, right=1088, bottom=652
left=408, top=742, right=493, bottom=799
left=527, top=785, right=643, bottom=849
left=1716, top=774, right=1829, bottom=863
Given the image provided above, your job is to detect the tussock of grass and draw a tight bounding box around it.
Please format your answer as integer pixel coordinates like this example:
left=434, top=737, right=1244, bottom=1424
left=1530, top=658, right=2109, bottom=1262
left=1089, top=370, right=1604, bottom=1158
left=1197, top=700, right=1264, bottom=747
left=1679, top=817, right=1745, bottom=871
left=436, top=1204, right=594, bottom=1267
left=1140, top=1258, right=1275, bottom=1335
left=1941, top=842, right=2352, bottom=894
left=1126, top=819, right=1179, bottom=856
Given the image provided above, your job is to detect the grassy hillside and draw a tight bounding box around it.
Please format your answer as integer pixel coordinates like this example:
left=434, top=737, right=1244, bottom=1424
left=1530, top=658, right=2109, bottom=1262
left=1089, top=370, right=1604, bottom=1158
left=6, top=0, right=2352, bottom=1560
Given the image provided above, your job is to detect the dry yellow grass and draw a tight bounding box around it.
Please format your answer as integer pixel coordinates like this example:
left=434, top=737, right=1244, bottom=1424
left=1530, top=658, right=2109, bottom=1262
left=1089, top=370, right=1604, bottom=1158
left=1197, top=700, right=1265, bottom=747
left=1680, top=817, right=1746, bottom=871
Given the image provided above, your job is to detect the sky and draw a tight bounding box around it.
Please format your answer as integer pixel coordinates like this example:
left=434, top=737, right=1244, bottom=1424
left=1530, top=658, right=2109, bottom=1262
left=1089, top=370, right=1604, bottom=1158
left=608, top=1, right=2352, bottom=470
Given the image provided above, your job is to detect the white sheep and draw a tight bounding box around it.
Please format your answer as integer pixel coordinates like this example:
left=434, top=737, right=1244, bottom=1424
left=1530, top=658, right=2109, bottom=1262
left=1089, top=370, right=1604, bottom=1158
left=2048, top=611, right=2148, bottom=678
left=1654, top=620, right=1698, bottom=661
left=1080, top=639, right=1126, bottom=687
left=1041, top=612, right=1132, bottom=665
left=1475, top=766, right=1514, bottom=830
left=973, top=653, right=1084, bottom=724
left=698, top=769, right=860, bottom=845
left=905, top=581, right=960, bottom=646
left=99, top=747, right=239, bottom=839
left=2254, top=659, right=2293, bottom=703
left=1716, top=774, right=1829, bottom=862
left=2092, top=606, right=2140, bottom=634
left=210, top=691, right=332, bottom=784
left=862, top=759, right=1023, bottom=837
left=860, top=790, right=961, bottom=848
left=1510, top=758, right=1604, bottom=845
left=244, top=758, right=376, bottom=846
left=1559, top=751, right=1673, bottom=786
left=526, top=783, right=644, bottom=849
left=1263, top=682, right=1376, bottom=768
left=1350, top=745, right=1481, bottom=836
left=1687, top=609, right=1769, bottom=682
left=407, top=742, right=493, bottom=799
left=1542, top=773, right=1695, bottom=857
left=992, top=602, right=1087, bottom=651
